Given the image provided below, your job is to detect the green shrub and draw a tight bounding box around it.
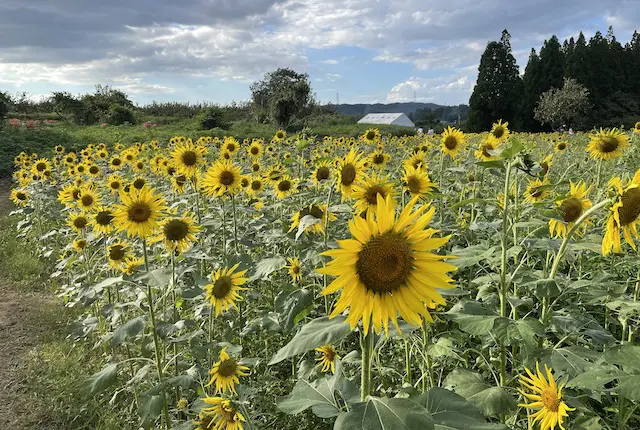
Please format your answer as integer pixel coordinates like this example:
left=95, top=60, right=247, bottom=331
left=108, top=104, right=135, bottom=125
left=197, top=106, right=229, bottom=130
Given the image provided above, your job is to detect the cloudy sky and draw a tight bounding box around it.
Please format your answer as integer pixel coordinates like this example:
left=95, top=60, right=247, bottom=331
left=0, top=1, right=637, bottom=106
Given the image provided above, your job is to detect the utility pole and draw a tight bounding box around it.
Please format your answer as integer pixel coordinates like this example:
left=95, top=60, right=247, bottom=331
left=336, top=92, right=339, bottom=105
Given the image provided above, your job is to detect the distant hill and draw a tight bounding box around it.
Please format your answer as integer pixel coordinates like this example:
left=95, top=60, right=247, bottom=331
left=333, top=102, right=443, bottom=117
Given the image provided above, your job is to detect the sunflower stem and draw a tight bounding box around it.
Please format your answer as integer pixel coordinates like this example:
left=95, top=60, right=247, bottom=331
left=221, top=198, right=227, bottom=264
left=322, top=180, right=336, bottom=315
left=360, top=326, right=373, bottom=401
left=596, top=159, right=603, bottom=191
left=422, top=320, right=435, bottom=390
left=404, top=336, right=412, bottom=385
left=231, top=194, right=239, bottom=254
left=498, top=159, right=513, bottom=386
left=438, top=152, right=446, bottom=225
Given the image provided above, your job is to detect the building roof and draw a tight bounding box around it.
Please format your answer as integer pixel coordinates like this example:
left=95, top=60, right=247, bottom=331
left=357, top=112, right=415, bottom=127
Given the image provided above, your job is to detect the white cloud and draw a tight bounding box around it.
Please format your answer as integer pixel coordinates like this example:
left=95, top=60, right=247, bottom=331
left=387, top=75, right=475, bottom=104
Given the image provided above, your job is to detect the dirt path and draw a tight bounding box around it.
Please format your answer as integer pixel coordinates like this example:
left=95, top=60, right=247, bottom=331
left=0, top=281, right=52, bottom=427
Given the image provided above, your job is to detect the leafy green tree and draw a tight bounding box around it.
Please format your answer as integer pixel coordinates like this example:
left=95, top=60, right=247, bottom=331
left=197, top=106, right=230, bottom=130
left=467, top=30, right=523, bottom=132
left=250, top=68, right=313, bottom=128
left=0, top=91, right=11, bottom=125
left=534, top=78, right=590, bottom=129
left=518, top=49, right=543, bottom=131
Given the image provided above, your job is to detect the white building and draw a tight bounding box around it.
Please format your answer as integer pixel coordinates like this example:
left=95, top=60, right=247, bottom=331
left=357, top=113, right=415, bottom=128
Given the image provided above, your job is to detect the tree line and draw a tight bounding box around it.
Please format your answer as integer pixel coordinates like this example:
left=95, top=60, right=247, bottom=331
left=468, top=27, right=640, bottom=132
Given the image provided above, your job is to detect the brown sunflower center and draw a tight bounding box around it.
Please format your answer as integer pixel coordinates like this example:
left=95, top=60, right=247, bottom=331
left=81, top=195, right=94, bottom=207
left=109, top=245, right=126, bottom=261
left=373, top=154, right=385, bottom=164
left=217, top=358, right=238, bottom=377
left=619, top=188, right=640, bottom=226
left=558, top=142, right=566, bottom=150
left=407, top=176, right=422, bottom=194
left=175, top=175, right=187, bottom=187
left=220, top=170, right=236, bottom=186
left=276, top=132, right=285, bottom=139
left=167, top=166, right=176, bottom=176
left=316, top=167, right=330, bottom=181
left=133, top=178, right=145, bottom=190
left=128, top=202, right=151, bottom=223
left=212, top=276, right=233, bottom=299
left=444, top=136, right=458, bottom=150
left=323, top=348, right=336, bottom=361
left=96, top=210, right=114, bottom=226
left=341, top=164, right=357, bottom=186
left=278, top=180, right=292, bottom=192
left=364, top=185, right=387, bottom=205
left=164, top=219, right=189, bottom=241
left=292, top=265, right=300, bottom=274
left=16, top=192, right=26, bottom=201
left=559, top=198, right=583, bottom=223
left=366, top=131, right=376, bottom=141
left=89, top=166, right=99, bottom=174
left=36, top=162, right=47, bottom=171
left=73, top=217, right=88, bottom=229
left=252, top=164, right=260, bottom=172
left=250, top=146, right=260, bottom=155
left=493, top=127, right=504, bottom=139
left=356, top=231, right=414, bottom=294
left=181, top=150, right=197, bottom=166
left=110, top=181, right=121, bottom=190
left=302, top=205, right=324, bottom=219
left=598, top=137, right=619, bottom=153
left=482, top=144, right=494, bottom=158
left=226, top=144, right=236, bottom=152
left=251, top=180, right=262, bottom=191
left=541, top=388, right=560, bottom=412
left=241, top=177, right=249, bottom=187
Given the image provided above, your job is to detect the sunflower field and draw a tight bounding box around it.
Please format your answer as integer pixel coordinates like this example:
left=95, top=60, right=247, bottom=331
left=8, top=122, right=640, bottom=430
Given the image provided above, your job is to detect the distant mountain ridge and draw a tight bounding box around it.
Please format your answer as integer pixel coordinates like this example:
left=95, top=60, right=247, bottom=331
left=333, top=102, right=445, bottom=117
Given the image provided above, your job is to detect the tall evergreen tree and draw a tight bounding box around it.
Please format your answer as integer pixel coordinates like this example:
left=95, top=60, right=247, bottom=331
left=518, top=48, right=544, bottom=131
left=538, top=36, right=565, bottom=92
left=467, top=30, right=523, bottom=132
left=565, top=32, right=590, bottom=88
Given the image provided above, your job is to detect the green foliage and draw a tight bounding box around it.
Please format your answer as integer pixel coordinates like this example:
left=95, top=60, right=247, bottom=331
left=534, top=78, right=591, bottom=129
left=197, top=106, right=230, bottom=130
left=0, top=91, right=10, bottom=125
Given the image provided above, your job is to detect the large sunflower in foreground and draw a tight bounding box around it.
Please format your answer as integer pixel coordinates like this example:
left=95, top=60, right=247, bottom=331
left=336, top=150, right=366, bottom=200
left=172, top=139, right=206, bottom=178
left=602, top=169, right=640, bottom=255
left=586, top=128, right=630, bottom=160
left=113, top=187, right=167, bottom=238
left=202, top=160, right=243, bottom=197
left=549, top=181, right=592, bottom=238
left=351, top=172, right=396, bottom=214
left=318, top=195, right=455, bottom=336
left=195, top=397, right=245, bottom=430
left=441, top=126, right=466, bottom=159
left=204, top=265, right=248, bottom=317
left=519, top=362, right=574, bottom=430
left=207, top=347, right=249, bottom=394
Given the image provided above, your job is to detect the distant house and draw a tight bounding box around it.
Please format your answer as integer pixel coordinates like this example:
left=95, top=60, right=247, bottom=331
left=357, top=113, right=415, bottom=128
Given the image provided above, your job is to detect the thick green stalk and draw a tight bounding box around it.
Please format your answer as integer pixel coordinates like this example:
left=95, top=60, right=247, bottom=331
left=498, top=160, right=513, bottom=386
left=360, top=327, right=373, bottom=401
left=404, top=337, right=412, bottom=385
left=231, top=194, right=239, bottom=254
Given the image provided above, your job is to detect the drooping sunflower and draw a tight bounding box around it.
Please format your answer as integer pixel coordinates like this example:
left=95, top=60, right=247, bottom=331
left=362, top=128, right=381, bottom=144
left=90, top=206, right=116, bottom=235
left=10, top=189, right=29, bottom=207
left=336, top=150, right=366, bottom=200
left=113, top=187, right=167, bottom=238
left=603, top=170, right=640, bottom=255
left=490, top=120, right=510, bottom=141
left=441, top=126, right=466, bottom=159
left=154, top=213, right=201, bottom=253
left=315, top=345, right=340, bottom=374
left=539, top=155, right=553, bottom=177
left=107, top=242, right=131, bottom=269
left=172, top=139, right=206, bottom=178
left=72, top=238, right=88, bottom=253
left=273, top=176, right=298, bottom=200
left=370, top=150, right=390, bottom=169
left=554, top=140, right=569, bottom=153
left=195, top=397, right=245, bottom=430
left=518, top=362, right=574, bottom=430
left=586, top=128, right=630, bottom=160
left=549, top=181, right=592, bottom=238
left=312, top=161, right=332, bottom=187
left=351, top=172, right=396, bottom=214
left=68, top=212, right=89, bottom=233
left=207, top=347, right=250, bottom=394
left=202, top=160, right=243, bottom=197
left=474, top=136, right=501, bottom=161
left=285, top=257, right=302, bottom=283
left=121, top=256, right=145, bottom=275
left=289, top=204, right=335, bottom=235
left=318, top=195, right=456, bottom=335
left=401, top=166, right=435, bottom=198
left=524, top=178, right=551, bottom=204
left=204, top=264, right=248, bottom=317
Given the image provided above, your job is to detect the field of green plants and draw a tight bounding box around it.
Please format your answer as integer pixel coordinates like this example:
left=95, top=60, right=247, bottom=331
left=7, top=122, right=640, bottom=430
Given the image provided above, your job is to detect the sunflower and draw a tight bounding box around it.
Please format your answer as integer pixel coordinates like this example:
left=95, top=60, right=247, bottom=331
left=403, top=150, right=428, bottom=170
left=370, top=150, right=390, bottom=169
left=351, top=173, right=396, bottom=214
left=32, top=158, right=51, bottom=174
left=603, top=170, right=640, bottom=255
left=633, top=121, right=640, bottom=134
left=207, top=347, right=250, bottom=394
left=246, top=176, right=265, bottom=197
left=474, top=136, right=501, bottom=161
left=402, top=166, right=435, bottom=198
left=154, top=213, right=201, bottom=253
left=64, top=153, right=77, bottom=166
left=539, top=155, right=553, bottom=177
left=68, top=212, right=89, bottom=233
left=247, top=140, right=263, bottom=158
left=289, top=204, right=335, bottom=235
left=519, top=362, right=574, bottom=430
left=264, top=164, right=285, bottom=185
left=204, top=264, right=248, bottom=317
left=274, top=176, right=298, bottom=200
left=586, top=128, right=630, bottom=160
left=77, top=187, right=100, bottom=212
left=274, top=129, right=286, bottom=142
left=549, top=181, right=592, bottom=238
left=524, top=178, right=551, bottom=204
left=121, top=256, right=145, bottom=275
left=131, top=177, right=146, bottom=190
left=441, top=126, right=466, bottom=158
left=490, top=120, right=510, bottom=141
left=285, top=257, right=302, bottom=283
left=107, top=242, right=131, bottom=269
left=195, top=397, right=245, bottom=430
left=132, top=159, right=146, bottom=173
left=336, top=150, right=366, bottom=200
left=250, top=162, right=261, bottom=174
left=107, top=175, right=124, bottom=194
left=202, top=160, right=243, bottom=197
left=91, top=206, right=116, bottom=235
left=113, top=187, right=167, bottom=238
left=72, top=238, right=88, bottom=253
left=312, top=161, right=332, bottom=187
left=554, top=141, right=569, bottom=153
left=362, top=128, right=381, bottom=144
left=318, top=195, right=455, bottom=335
left=10, top=189, right=29, bottom=207
left=172, top=174, right=188, bottom=193
left=315, top=345, right=340, bottom=374
left=172, top=140, right=206, bottom=178
left=223, top=137, right=240, bottom=154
